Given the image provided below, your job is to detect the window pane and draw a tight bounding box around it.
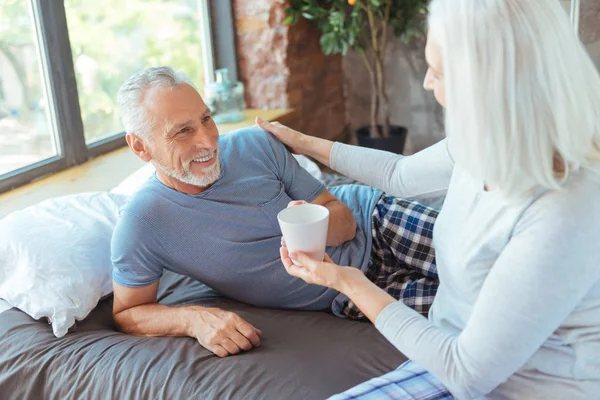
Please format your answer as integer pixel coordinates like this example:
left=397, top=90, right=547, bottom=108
left=0, top=0, right=57, bottom=176
left=65, top=0, right=206, bottom=144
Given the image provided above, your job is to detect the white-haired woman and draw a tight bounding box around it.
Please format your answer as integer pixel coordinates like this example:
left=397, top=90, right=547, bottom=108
left=257, top=0, right=600, bottom=398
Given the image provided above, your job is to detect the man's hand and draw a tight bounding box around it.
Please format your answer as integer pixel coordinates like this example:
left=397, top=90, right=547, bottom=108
left=287, top=200, right=307, bottom=207
left=310, top=192, right=357, bottom=246
left=189, top=307, right=263, bottom=358
left=283, top=195, right=356, bottom=247
left=113, top=282, right=262, bottom=358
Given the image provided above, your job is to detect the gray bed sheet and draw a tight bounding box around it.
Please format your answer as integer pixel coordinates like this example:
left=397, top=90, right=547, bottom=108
left=0, top=270, right=406, bottom=400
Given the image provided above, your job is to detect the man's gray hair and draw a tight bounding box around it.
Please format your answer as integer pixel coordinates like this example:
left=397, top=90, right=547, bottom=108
left=116, top=66, right=196, bottom=141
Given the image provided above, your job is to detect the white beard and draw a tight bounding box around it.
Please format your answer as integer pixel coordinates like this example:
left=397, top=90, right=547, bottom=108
left=155, top=157, right=221, bottom=188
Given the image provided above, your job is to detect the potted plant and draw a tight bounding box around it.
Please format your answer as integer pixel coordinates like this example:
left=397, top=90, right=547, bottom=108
left=285, top=0, right=428, bottom=153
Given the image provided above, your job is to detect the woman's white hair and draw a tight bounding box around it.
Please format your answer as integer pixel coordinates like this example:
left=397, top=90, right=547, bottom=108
left=429, top=0, right=600, bottom=197
left=116, top=66, right=196, bottom=141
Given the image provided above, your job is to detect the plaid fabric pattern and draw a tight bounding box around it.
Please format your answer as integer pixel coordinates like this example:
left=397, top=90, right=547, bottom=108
left=328, top=360, right=453, bottom=400
left=342, top=195, right=440, bottom=320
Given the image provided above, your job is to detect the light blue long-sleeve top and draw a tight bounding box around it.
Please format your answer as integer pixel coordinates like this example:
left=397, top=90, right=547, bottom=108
left=331, top=140, right=600, bottom=400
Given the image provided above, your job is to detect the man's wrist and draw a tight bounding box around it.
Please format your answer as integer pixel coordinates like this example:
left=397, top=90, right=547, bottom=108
left=182, top=305, right=208, bottom=337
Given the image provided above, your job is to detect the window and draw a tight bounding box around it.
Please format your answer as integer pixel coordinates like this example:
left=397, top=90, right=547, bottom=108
left=0, top=0, right=235, bottom=194
left=64, top=0, right=206, bottom=144
left=0, top=0, right=57, bottom=176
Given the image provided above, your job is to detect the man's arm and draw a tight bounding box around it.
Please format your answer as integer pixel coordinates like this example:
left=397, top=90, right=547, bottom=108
left=112, top=282, right=262, bottom=358
left=309, top=189, right=356, bottom=246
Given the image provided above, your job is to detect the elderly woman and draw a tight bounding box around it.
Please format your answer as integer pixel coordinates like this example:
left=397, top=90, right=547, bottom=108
left=256, top=0, right=600, bottom=398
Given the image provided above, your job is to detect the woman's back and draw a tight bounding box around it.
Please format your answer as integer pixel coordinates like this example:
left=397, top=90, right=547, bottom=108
left=428, top=164, right=600, bottom=399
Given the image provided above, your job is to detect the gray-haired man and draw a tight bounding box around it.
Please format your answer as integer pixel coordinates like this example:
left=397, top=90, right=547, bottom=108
left=111, top=67, right=440, bottom=358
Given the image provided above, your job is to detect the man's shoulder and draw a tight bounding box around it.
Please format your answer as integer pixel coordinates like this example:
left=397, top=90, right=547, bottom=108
left=116, top=179, right=169, bottom=229
left=218, top=127, right=284, bottom=177
left=220, top=127, right=278, bottom=154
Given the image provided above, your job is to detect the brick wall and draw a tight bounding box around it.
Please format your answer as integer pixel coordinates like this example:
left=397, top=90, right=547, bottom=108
left=233, top=1, right=599, bottom=145
left=232, top=0, right=346, bottom=140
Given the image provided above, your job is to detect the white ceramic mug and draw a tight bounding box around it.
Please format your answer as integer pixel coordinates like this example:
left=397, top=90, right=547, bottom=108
left=277, top=204, right=329, bottom=265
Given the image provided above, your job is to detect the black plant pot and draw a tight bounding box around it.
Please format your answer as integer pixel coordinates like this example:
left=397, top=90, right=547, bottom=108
left=356, top=125, right=408, bottom=154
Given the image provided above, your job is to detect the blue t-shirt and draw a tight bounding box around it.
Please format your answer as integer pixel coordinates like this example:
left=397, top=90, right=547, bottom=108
left=111, top=128, right=382, bottom=312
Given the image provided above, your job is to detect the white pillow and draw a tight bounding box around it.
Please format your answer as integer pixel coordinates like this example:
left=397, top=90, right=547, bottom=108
left=111, top=163, right=155, bottom=196
left=293, top=154, right=323, bottom=182
left=0, top=192, right=128, bottom=337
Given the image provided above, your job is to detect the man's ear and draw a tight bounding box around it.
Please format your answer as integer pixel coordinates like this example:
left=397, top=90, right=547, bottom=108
left=126, top=133, right=152, bottom=162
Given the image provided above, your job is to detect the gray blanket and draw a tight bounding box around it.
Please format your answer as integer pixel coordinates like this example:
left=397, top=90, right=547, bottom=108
left=0, top=270, right=406, bottom=400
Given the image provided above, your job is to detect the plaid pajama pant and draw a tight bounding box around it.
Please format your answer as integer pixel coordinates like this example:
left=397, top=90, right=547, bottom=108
left=341, top=195, right=440, bottom=320
left=329, top=360, right=454, bottom=400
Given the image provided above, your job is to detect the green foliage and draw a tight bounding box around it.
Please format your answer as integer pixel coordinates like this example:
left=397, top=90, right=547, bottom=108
left=0, top=0, right=42, bottom=119
left=285, top=0, right=428, bottom=56
left=0, top=0, right=205, bottom=142
left=285, top=0, right=429, bottom=137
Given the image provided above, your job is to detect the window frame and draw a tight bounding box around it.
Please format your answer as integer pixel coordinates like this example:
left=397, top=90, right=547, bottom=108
left=0, top=0, right=236, bottom=194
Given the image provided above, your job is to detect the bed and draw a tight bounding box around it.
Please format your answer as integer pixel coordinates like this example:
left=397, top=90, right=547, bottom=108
left=0, top=264, right=406, bottom=399
left=0, top=156, right=423, bottom=399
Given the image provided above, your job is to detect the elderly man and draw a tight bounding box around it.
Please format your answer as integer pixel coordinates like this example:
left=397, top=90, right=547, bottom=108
left=112, top=67, right=440, bottom=358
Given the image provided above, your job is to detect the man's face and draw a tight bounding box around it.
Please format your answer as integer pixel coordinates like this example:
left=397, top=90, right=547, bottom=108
left=143, top=83, right=220, bottom=193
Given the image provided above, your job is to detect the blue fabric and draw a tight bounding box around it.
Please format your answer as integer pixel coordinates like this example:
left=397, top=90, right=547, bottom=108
left=112, top=127, right=382, bottom=311
left=335, top=196, right=439, bottom=319
left=328, top=360, right=453, bottom=400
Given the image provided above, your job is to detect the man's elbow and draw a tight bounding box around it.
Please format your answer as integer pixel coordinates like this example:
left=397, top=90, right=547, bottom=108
left=329, top=213, right=357, bottom=246
left=344, top=217, right=357, bottom=242
left=112, top=310, right=127, bottom=333
left=337, top=206, right=357, bottom=243
left=112, top=309, right=137, bottom=335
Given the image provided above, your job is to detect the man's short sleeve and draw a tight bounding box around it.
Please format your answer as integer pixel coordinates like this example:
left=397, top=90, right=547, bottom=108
left=262, top=130, right=326, bottom=202
left=111, top=214, right=164, bottom=288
